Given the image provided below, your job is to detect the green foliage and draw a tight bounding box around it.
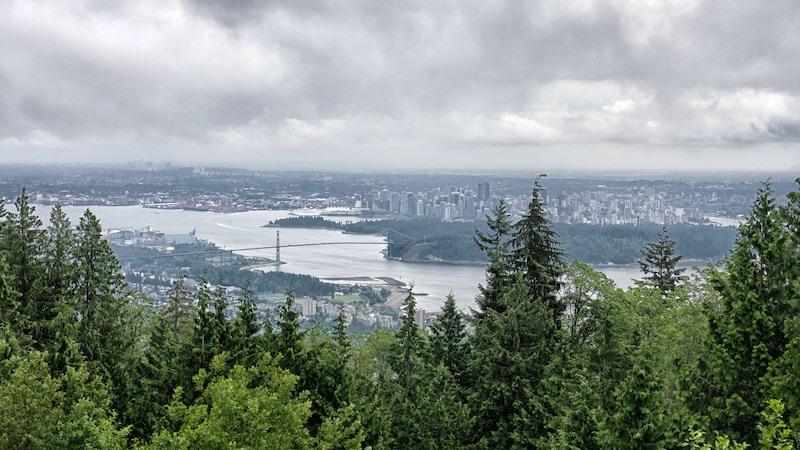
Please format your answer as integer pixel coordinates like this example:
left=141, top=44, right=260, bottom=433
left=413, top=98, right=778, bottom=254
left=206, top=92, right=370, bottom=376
left=429, top=293, right=467, bottom=384
left=638, top=226, right=686, bottom=295
left=268, top=216, right=343, bottom=230
left=316, top=404, right=367, bottom=450
left=474, top=198, right=513, bottom=316
left=698, top=181, right=799, bottom=443
left=467, top=274, right=558, bottom=447
left=0, top=181, right=797, bottom=449
left=685, top=399, right=796, bottom=450
left=144, top=354, right=312, bottom=450
left=0, top=351, right=128, bottom=449
left=510, top=182, right=566, bottom=321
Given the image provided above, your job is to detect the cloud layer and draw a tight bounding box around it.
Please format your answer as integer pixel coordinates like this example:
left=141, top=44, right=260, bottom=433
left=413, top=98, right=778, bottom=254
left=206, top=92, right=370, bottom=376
left=1, top=0, right=798, bottom=171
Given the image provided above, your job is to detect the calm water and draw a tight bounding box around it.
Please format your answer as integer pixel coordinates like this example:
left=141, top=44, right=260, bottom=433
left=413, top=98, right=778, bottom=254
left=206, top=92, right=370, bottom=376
left=33, top=205, right=647, bottom=311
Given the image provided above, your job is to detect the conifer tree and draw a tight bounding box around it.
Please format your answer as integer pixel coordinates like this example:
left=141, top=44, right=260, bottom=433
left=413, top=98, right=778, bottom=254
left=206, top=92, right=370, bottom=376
left=474, top=198, right=513, bottom=316
left=698, top=181, right=796, bottom=443
left=601, top=350, right=666, bottom=450
left=467, top=273, right=558, bottom=447
left=429, top=293, right=467, bottom=384
left=276, top=290, right=304, bottom=376
left=638, top=226, right=686, bottom=296
left=510, top=181, right=565, bottom=322
left=42, top=205, right=77, bottom=339
left=211, top=286, right=232, bottom=354
left=191, top=282, right=217, bottom=374
left=392, top=289, right=424, bottom=391
left=164, top=277, right=193, bottom=340
left=232, top=289, right=261, bottom=367
left=2, top=189, right=47, bottom=341
left=332, top=308, right=350, bottom=358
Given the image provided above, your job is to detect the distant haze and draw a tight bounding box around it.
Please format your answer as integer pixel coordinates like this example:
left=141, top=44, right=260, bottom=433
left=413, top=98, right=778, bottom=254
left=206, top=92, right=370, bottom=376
left=1, top=0, right=799, bottom=172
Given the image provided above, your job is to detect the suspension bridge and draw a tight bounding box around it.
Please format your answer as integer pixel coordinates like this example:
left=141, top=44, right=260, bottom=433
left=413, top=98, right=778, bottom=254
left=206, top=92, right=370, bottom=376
left=118, top=229, right=417, bottom=263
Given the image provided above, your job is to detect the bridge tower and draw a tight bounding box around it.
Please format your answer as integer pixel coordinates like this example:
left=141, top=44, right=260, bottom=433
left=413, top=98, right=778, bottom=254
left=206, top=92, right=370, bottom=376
left=275, top=231, right=281, bottom=266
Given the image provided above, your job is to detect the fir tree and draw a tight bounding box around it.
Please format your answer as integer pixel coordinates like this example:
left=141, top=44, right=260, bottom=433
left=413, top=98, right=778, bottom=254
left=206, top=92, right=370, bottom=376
left=2, top=189, right=47, bottom=341
left=637, top=226, right=686, bottom=296
left=698, top=181, right=795, bottom=443
left=72, top=209, right=134, bottom=393
left=510, top=181, right=565, bottom=322
left=601, top=350, right=666, bottom=450
left=276, top=290, right=305, bottom=376
left=467, top=273, right=558, bottom=447
left=232, top=289, right=261, bottom=367
left=429, top=293, right=467, bottom=384
left=191, top=282, right=217, bottom=374
left=474, top=198, right=513, bottom=316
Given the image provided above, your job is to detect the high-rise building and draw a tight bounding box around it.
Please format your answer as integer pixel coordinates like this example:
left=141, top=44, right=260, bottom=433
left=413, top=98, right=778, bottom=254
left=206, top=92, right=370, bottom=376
left=415, top=308, right=426, bottom=329
left=478, top=182, right=490, bottom=202
left=301, top=300, right=317, bottom=317
left=389, top=192, right=401, bottom=213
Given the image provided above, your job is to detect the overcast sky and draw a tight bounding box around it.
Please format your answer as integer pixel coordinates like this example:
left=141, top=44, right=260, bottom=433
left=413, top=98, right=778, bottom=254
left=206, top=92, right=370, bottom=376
left=1, top=0, right=798, bottom=172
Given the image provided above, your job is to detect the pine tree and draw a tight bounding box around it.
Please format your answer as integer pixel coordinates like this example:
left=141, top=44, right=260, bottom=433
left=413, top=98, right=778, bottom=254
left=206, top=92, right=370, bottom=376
left=42, top=204, right=77, bottom=328
left=392, top=289, right=424, bottom=392
left=601, top=350, right=666, bottom=450
left=2, top=189, right=47, bottom=342
left=232, top=289, right=261, bottom=367
left=698, top=181, right=795, bottom=443
left=329, top=308, right=353, bottom=409
left=637, top=226, right=686, bottom=296
left=211, top=286, right=232, bottom=354
left=429, top=293, right=467, bottom=384
left=474, top=198, right=513, bottom=316
left=164, top=277, right=193, bottom=340
left=276, top=290, right=305, bottom=376
left=191, top=282, right=217, bottom=374
left=73, top=210, right=126, bottom=362
left=510, top=181, right=565, bottom=322
left=467, top=273, right=558, bottom=447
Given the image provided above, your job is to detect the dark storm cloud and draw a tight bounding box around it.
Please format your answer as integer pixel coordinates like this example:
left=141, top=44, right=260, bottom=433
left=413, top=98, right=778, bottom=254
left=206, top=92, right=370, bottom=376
left=0, top=0, right=798, bottom=170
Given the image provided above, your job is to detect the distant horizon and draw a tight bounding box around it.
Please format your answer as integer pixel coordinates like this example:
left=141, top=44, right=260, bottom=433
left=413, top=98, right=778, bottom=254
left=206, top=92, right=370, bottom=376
left=0, top=161, right=797, bottom=182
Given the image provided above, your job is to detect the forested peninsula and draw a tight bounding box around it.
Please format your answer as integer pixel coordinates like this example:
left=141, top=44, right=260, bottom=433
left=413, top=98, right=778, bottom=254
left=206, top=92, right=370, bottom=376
left=269, top=215, right=739, bottom=264
left=1, top=180, right=799, bottom=449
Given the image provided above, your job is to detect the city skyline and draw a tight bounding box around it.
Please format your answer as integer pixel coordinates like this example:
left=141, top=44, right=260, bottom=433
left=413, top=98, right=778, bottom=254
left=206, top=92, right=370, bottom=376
left=1, top=0, right=798, bottom=172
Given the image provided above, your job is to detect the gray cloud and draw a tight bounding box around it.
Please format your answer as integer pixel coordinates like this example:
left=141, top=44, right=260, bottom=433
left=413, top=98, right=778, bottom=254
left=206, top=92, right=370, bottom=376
left=0, top=0, right=798, bottom=171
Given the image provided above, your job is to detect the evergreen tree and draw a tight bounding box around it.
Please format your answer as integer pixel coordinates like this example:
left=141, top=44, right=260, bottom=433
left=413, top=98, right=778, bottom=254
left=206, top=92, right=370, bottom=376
left=467, top=273, right=558, bottom=448
left=72, top=209, right=126, bottom=363
left=697, top=181, right=796, bottom=443
left=276, top=290, right=305, bottom=376
left=510, top=181, right=565, bottom=322
left=231, top=289, right=261, bottom=367
left=474, top=198, right=513, bottom=316
left=2, top=189, right=47, bottom=342
left=211, top=286, right=232, bottom=354
left=164, top=278, right=193, bottom=340
left=600, top=349, right=666, bottom=449
left=41, top=204, right=77, bottom=352
left=637, top=226, right=686, bottom=296
left=331, top=308, right=352, bottom=406
left=191, top=282, right=217, bottom=375
left=429, top=293, right=467, bottom=384
left=392, top=289, right=424, bottom=392
left=0, top=254, right=20, bottom=337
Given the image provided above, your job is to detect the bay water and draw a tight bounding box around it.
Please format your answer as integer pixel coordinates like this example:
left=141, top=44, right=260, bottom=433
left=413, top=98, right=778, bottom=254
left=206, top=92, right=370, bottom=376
left=34, top=205, right=647, bottom=312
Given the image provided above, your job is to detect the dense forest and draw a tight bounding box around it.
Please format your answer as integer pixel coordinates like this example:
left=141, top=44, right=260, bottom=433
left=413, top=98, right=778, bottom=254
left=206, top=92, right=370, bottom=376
left=1, top=180, right=799, bottom=449
left=272, top=214, right=738, bottom=264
